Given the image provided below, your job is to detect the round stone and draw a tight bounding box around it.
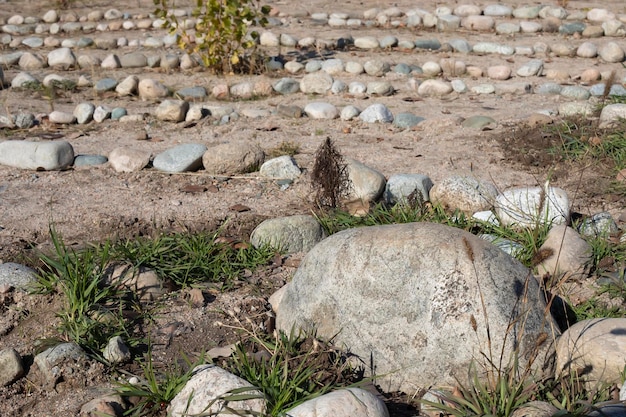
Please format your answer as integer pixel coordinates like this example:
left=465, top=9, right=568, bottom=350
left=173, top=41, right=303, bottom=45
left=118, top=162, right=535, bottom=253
left=577, top=42, right=598, bottom=58
left=599, top=42, right=625, bottom=63
left=487, top=65, right=511, bottom=80
left=354, top=36, right=379, bottom=49
left=304, top=102, right=338, bottom=119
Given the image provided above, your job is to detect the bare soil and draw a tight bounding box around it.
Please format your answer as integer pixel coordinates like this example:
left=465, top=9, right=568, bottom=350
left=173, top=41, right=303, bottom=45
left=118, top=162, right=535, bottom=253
left=0, top=0, right=625, bottom=415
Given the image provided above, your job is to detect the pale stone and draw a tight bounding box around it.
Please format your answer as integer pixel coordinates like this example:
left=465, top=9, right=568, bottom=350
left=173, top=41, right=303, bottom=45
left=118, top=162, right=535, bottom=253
left=108, top=147, right=151, bottom=172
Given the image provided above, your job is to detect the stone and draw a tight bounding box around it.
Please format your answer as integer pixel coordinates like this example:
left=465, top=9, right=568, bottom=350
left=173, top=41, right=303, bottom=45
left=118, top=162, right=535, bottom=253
left=384, top=174, right=433, bottom=204
left=496, top=22, right=521, bottom=34
left=462, top=115, right=496, bottom=129
left=229, top=82, right=254, bottom=99
left=284, top=61, right=303, bottom=74
left=581, top=69, right=602, bottom=84
left=602, top=20, right=626, bottom=37
left=536, top=224, right=591, bottom=278
left=393, top=113, right=425, bottom=130
left=454, top=5, right=481, bottom=17
left=73, top=102, right=95, bottom=124
left=13, top=113, right=35, bottom=129
left=259, top=155, right=301, bottom=180
left=110, top=108, right=127, bottom=120
left=330, top=80, right=347, bottom=94
left=288, top=388, right=389, bottom=417
left=578, top=212, right=619, bottom=238
left=560, top=86, right=590, bottom=100
left=430, top=176, right=498, bottom=213
left=418, top=79, right=453, bottom=97
left=80, top=394, right=126, bottom=417
left=119, top=52, right=147, bottom=68
left=169, top=365, right=265, bottom=417
left=300, top=72, right=333, bottom=95
left=115, top=75, right=138, bottom=97
left=22, top=37, right=43, bottom=48
left=11, top=72, right=38, bottom=89
left=583, top=26, right=605, bottom=38
left=102, top=264, right=166, bottom=301
left=354, top=36, right=379, bottom=49
left=94, top=78, right=117, bottom=93
left=92, top=105, right=111, bottom=123
left=557, top=318, right=626, bottom=387
left=260, top=31, right=279, bottom=47
left=559, top=22, right=585, bottom=35
left=154, top=100, right=189, bottom=122
left=599, top=104, right=626, bottom=128
left=473, top=42, right=515, bottom=55
left=559, top=102, right=595, bottom=117
left=48, top=48, right=76, bottom=70
left=587, top=8, right=616, bottom=22
left=276, top=104, right=303, bottom=118
left=0, top=348, right=24, bottom=386
left=100, top=54, right=120, bottom=69
left=251, top=215, right=324, bottom=254
left=495, top=186, right=570, bottom=228
left=484, top=4, right=513, bottom=17
left=104, top=8, right=123, bottom=20
left=451, top=79, right=468, bottom=93
left=0, top=263, right=36, bottom=290
left=304, top=102, right=338, bottom=119
left=108, top=147, right=151, bottom=173
left=577, top=42, right=598, bottom=58
left=511, top=401, right=559, bottom=417
left=152, top=143, right=207, bottom=173
left=448, top=39, right=472, bottom=53
left=0, top=52, right=24, bottom=67
left=138, top=78, right=169, bottom=100
left=48, top=110, right=76, bottom=125
left=437, top=14, right=461, bottom=32
left=202, top=141, right=264, bottom=175
left=461, top=15, right=495, bottom=31
left=363, top=59, right=390, bottom=77
left=275, top=222, right=557, bottom=394
left=358, top=103, right=393, bottom=123
left=35, top=342, right=88, bottom=383
left=305, top=60, right=322, bottom=73
left=18, top=52, right=45, bottom=70
left=379, top=35, right=398, bottom=48
left=341, top=105, right=360, bottom=120
left=343, top=157, right=386, bottom=205
left=349, top=82, right=367, bottom=95
left=422, top=61, right=442, bottom=76
left=0, top=139, right=74, bottom=170
left=102, top=336, right=131, bottom=364
left=73, top=154, right=108, bottom=167
left=599, top=42, right=625, bottom=63
left=43, top=10, right=59, bottom=23
left=487, top=65, right=511, bottom=80
left=367, top=81, right=394, bottom=96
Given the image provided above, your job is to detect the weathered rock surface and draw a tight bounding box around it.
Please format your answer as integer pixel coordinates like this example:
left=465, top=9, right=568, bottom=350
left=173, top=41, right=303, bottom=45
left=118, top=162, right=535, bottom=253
left=287, top=388, right=389, bottom=417
left=250, top=215, right=325, bottom=253
left=202, top=141, right=264, bottom=175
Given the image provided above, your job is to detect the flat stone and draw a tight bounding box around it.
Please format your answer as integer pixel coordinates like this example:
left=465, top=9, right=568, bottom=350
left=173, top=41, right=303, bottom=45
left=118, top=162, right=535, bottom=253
left=11, top=71, right=38, bottom=88
left=496, top=22, right=521, bottom=34
left=461, top=15, right=494, bottom=31
left=393, top=113, right=425, bottom=129
left=471, top=84, right=496, bottom=94
left=414, top=38, right=441, bottom=50
left=288, top=388, right=389, bottom=417
left=18, top=52, right=45, bottom=70
left=73, top=154, right=108, bottom=166
left=560, top=21, right=586, bottom=34
left=560, top=85, right=590, bottom=100
left=602, top=20, right=626, bottom=37
left=473, top=42, right=515, bottom=55
left=110, top=108, right=127, bottom=120
left=514, top=5, right=543, bottom=19
left=14, top=113, right=35, bottom=129
left=321, top=58, right=344, bottom=74
left=354, top=36, right=379, bottom=49
left=418, top=79, right=452, bottom=96
left=119, top=52, right=147, bottom=68
left=559, top=102, right=595, bottom=117
left=251, top=214, right=322, bottom=254
left=448, top=39, right=471, bottom=53
left=367, top=81, right=394, bottom=96
left=94, top=78, right=117, bottom=93
left=0, top=140, right=74, bottom=170
left=153, top=143, right=207, bottom=173
left=273, top=77, right=300, bottom=95
left=462, top=115, right=496, bottom=129
left=49, top=111, right=76, bottom=124
left=175, top=86, right=206, bottom=100
left=430, top=175, right=498, bottom=213
left=363, top=59, right=390, bottom=76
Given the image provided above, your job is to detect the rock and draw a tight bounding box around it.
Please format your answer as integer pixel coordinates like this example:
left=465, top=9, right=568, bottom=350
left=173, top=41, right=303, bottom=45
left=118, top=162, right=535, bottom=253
left=305, top=60, right=322, bottom=73
left=384, top=174, right=433, bottom=204
left=330, top=80, right=347, bottom=94
left=393, top=113, right=424, bottom=130
left=22, top=37, right=43, bottom=48
left=363, top=59, right=390, bottom=77
left=495, top=186, right=570, bottom=228
left=349, top=82, right=367, bottom=95
left=462, top=115, right=496, bottom=129
left=35, top=342, right=89, bottom=383
left=284, top=61, right=303, bottom=74
left=379, top=35, right=398, bottom=48
left=73, top=154, right=108, bottom=167
left=484, top=4, right=513, bottom=16
left=559, top=22, right=585, bottom=35
left=588, top=403, right=626, bottom=417
left=102, top=336, right=131, bottom=364
left=437, top=14, right=461, bottom=32
left=587, top=8, right=615, bottom=22
left=536, top=225, right=591, bottom=278
left=0, top=263, right=36, bottom=290
left=461, top=15, right=495, bottom=31
left=100, top=54, right=121, bottom=69
left=155, top=100, right=189, bottom=122
left=602, top=20, right=626, bottom=37
left=43, top=10, right=59, bottom=23
left=276, top=104, right=303, bottom=118
left=497, top=22, right=521, bottom=34
left=321, top=58, right=344, bottom=75
left=47, top=47, right=75, bottom=69
left=341, top=105, right=360, bottom=120
left=358, top=103, right=393, bottom=123
left=229, top=82, right=254, bottom=99
left=558, top=102, right=595, bottom=117
left=119, top=52, right=147, bottom=68
left=104, top=8, right=123, bottom=20
left=517, top=59, right=544, bottom=77
left=599, top=42, right=625, bottom=63
left=259, top=155, right=301, bottom=180
left=116, top=75, right=138, bottom=96
left=0, top=140, right=74, bottom=170
left=479, top=234, right=524, bottom=258
left=599, top=104, right=626, bottom=128
left=560, top=86, right=590, bottom=100
left=422, top=61, right=442, bottom=76
left=511, top=401, right=559, bottom=417
left=18, top=52, right=45, bottom=70
left=260, top=31, right=279, bottom=47
left=577, top=42, right=598, bottom=58
left=273, top=78, right=300, bottom=95
left=473, top=42, right=515, bottom=55
left=557, top=318, right=626, bottom=387
left=345, top=61, right=364, bottom=74
left=354, top=36, right=379, bottom=49
left=47, top=111, right=75, bottom=124
left=102, top=264, right=166, bottom=301
left=288, top=388, right=389, bottom=417
left=0, top=348, right=24, bottom=386
left=80, top=394, right=126, bottom=417
left=169, top=365, right=265, bottom=417
left=93, top=105, right=111, bottom=123
left=366, top=81, right=394, bottom=96
left=430, top=176, right=498, bottom=213
left=344, top=157, right=386, bottom=205
left=73, top=102, right=95, bottom=124
left=454, top=5, right=481, bottom=16
left=578, top=212, right=619, bottom=238
left=275, top=222, right=557, bottom=394
left=583, top=26, right=605, bottom=38
left=94, top=78, right=117, bottom=93
left=448, top=39, right=471, bottom=53
left=251, top=215, right=324, bottom=254
left=13, top=113, right=35, bottom=129
left=418, top=79, right=452, bottom=97
left=451, top=79, right=468, bottom=93
left=304, top=102, right=338, bottom=119
left=202, top=141, right=264, bottom=175
left=108, top=147, right=151, bottom=173
left=138, top=78, right=169, bottom=100
left=487, top=65, right=511, bottom=80
left=300, top=72, right=333, bottom=95
left=153, top=143, right=207, bottom=173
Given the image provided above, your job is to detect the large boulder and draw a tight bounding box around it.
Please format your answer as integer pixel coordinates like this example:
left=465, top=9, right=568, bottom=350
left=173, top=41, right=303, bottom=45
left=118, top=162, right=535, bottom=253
left=275, top=222, right=557, bottom=394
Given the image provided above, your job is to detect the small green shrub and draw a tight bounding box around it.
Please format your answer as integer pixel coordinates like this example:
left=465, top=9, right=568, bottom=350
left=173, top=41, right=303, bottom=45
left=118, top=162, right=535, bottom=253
left=154, top=0, right=271, bottom=74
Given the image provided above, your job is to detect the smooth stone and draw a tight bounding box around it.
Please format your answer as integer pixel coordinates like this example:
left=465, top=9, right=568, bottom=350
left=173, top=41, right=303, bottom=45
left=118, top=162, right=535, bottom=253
left=14, top=113, right=35, bottom=129
left=599, top=42, right=625, bottom=63
left=18, top=52, right=45, bottom=70
left=496, top=22, right=521, bottom=34
left=577, top=42, right=598, bottom=58
left=100, top=54, right=120, bottom=69
left=229, top=82, right=254, bottom=99
left=560, top=22, right=585, bottom=34
left=587, top=8, right=616, bottom=22
left=138, top=78, right=169, bottom=100
left=363, top=59, right=390, bottom=77
left=448, top=39, right=471, bottom=53
left=454, top=5, right=481, bottom=17
left=287, top=388, right=388, bottom=417
left=560, top=85, right=591, bottom=100
left=280, top=33, right=297, bottom=47
left=11, top=71, right=37, bottom=88
left=479, top=234, right=524, bottom=258
left=379, top=35, right=398, bottom=48
left=392, top=113, right=424, bottom=130
left=321, top=59, right=344, bottom=75
left=42, top=73, right=69, bottom=88
left=73, top=102, right=95, bottom=124
left=581, top=69, right=602, bottom=83
left=430, top=176, right=498, bottom=213
left=418, top=79, right=452, bottom=97
left=583, top=26, right=605, bottom=38
left=437, top=15, right=461, bottom=32
left=48, top=111, right=76, bottom=124
left=93, top=105, right=111, bottom=123
left=108, top=147, right=151, bottom=172
left=345, top=61, right=364, bottom=74
left=599, top=103, right=626, bottom=128
left=0, top=263, right=37, bottom=290
left=102, top=336, right=131, bottom=364
left=414, top=39, right=441, bottom=50
left=276, top=104, right=302, bottom=118
left=330, top=80, right=347, bottom=94
left=343, top=158, right=386, bottom=205
left=484, top=4, right=513, bottom=17
left=0, top=51, right=24, bottom=66
left=273, top=78, right=300, bottom=95
left=384, top=173, right=433, bottom=204
left=551, top=43, right=576, bottom=57
left=536, top=82, right=562, bottom=95
left=540, top=6, right=568, bottom=19
left=0, top=348, right=24, bottom=386
left=462, top=115, right=496, bottom=129
left=495, top=186, right=570, bottom=228
left=487, top=65, right=511, bottom=80
left=34, top=343, right=88, bottom=383
left=358, top=103, right=393, bottom=123
left=260, top=31, right=279, bottom=47
left=536, top=225, right=591, bottom=277
left=495, top=83, right=532, bottom=95
left=393, top=63, right=411, bottom=74
left=341, top=105, right=360, bottom=120
left=602, top=20, right=626, bottom=37
left=520, top=21, right=543, bottom=33
left=153, top=143, right=207, bottom=173
left=115, top=75, right=138, bottom=96
left=175, top=86, right=206, bottom=100
left=251, top=214, right=322, bottom=254
left=259, top=155, right=301, bottom=181
left=73, top=154, right=108, bottom=166
left=348, top=81, right=367, bottom=95
left=422, top=61, right=442, bottom=76
left=514, top=5, right=543, bottom=19
left=367, top=81, right=394, bottom=96
left=22, top=36, right=43, bottom=48
left=304, top=102, right=338, bottom=119
left=119, top=52, right=147, bottom=68
left=0, top=140, right=74, bottom=170
left=451, top=79, right=468, bottom=93
left=202, top=141, right=265, bottom=175
left=559, top=102, right=595, bottom=117
left=43, top=10, right=59, bottom=23
left=144, top=37, right=164, bottom=48
left=354, top=36, right=379, bottom=49
left=284, top=61, right=303, bottom=74
left=471, top=84, right=496, bottom=94
left=155, top=100, right=189, bottom=122
left=473, top=42, right=515, bottom=55
left=94, top=78, right=117, bottom=93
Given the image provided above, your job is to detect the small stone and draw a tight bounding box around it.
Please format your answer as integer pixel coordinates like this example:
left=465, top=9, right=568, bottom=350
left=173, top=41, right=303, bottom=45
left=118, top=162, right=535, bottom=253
left=115, top=75, right=139, bottom=97
left=175, top=86, right=207, bottom=101
left=259, top=155, right=301, bottom=180
left=0, top=263, right=37, bottom=290
left=155, top=100, right=189, bottom=122
left=520, top=21, right=543, bottom=33
left=93, top=105, right=111, bottom=123
left=580, top=69, right=602, bottom=83
left=304, top=102, right=338, bottom=119
left=582, top=25, right=605, bottom=38
left=103, top=336, right=131, bottom=364
left=202, top=141, right=265, bottom=175
left=514, top=5, right=543, bottom=19
left=341, top=105, right=360, bottom=120
left=551, top=43, right=577, bottom=57
left=430, top=176, right=498, bottom=213
left=119, top=52, right=147, bottom=68
left=284, top=61, right=303, bottom=74
left=487, top=65, right=511, bottom=80
left=330, top=80, right=347, bottom=94
left=471, top=84, right=496, bottom=94
left=517, top=59, right=544, bottom=77
left=73, top=102, right=95, bottom=124
left=418, top=79, right=452, bottom=97
left=367, top=81, right=394, bottom=96
left=153, top=143, right=207, bottom=173
left=300, top=72, right=333, bottom=94
left=100, top=54, right=121, bottom=69
left=260, top=31, right=279, bottom=47
left=14, top=113, right=35, bottom=129
left=108, top=147, right=151, bottom=172
left=49, top=110, right=76, bottom=124
left=577, top=42, right=598, bottom=58
left=73, top=154, right=108, bottom=166
left=358, top=103, right=393, bottom=123
left=414, top=38, right=441, bottom=50
left=345, top=61, right=364, bottom=74
left=94, top=78, right=117, bottom=93
left=393, top=113, right=424, bottom=129
left=0, top=348, right=24, bottom=386
left=43, top=10, right=59, bottom=23
left=138, top=78, right=169, bottom=100
left=461, top=15, right=494, bottom=31
left=560, top=86, right=590, bottom=100
left=422, top=61, right=442, bottom=76
left=484, top=4, right=513, bottom=17
left=363, top=59, right=390, bottom=77
left=18, top=52, right=45, bottom=70
left=354, top=36, right=379, bottom=49
left=602, top=20, right=626, bottom=37
left=473, top=42, right=515, bottom=55
left=599, top=104, right=626, bottom=128
left=462, top=115, right=496, bottom=129
left=599, top=42, right=625, bottom=63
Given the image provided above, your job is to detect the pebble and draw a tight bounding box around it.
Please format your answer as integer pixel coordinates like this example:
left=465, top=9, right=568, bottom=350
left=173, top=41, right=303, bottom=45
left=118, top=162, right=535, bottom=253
left=451, top=79, right=468, bottom=93
left=94, top=77, right=117, bottom=93
left=599, top=103, right=626, bottom=128
left=602, top=20, right=626, bottom=37
left=321, top=59, right=344, bottom=75
left=471, top=84, right=496, bottom=94
left=108, top=147, right=151, bottom=172
left=93, top=105, right=111, bottom=123
left=422, top=61, right=442, bottom=76
left=284, top=61, right=303, bottom=74
left=331, top=80, right=347, bottom=94
left=49, top=110, right=76, bottom=124
left=520, top=21, right=542, bottom=33
left=516, top=59, right=544, bottom=77
left=73, top=154, right=108, bottom=167
left=496, top=22, right=520, bottom=34
left=14, top=113, right=35, bottom=129
left=300, top=72, right=333, bottom=94
left=304, top=102, right=338, bottom=119
left=18, top=52, right=45, bottom=70
left=11, top=71, right=37, bottom=88
left=514, top=5, right=543, bottom=19
left=380, top=35, right=398, bottom=48
left=599, top=42, right=625, bottom=62
left=473, top=42, right=514, bottom=55
left=153, top=143, right=207, bottom=173
left=358, top=103, right=393, bottom=123
left=259, top=155, right=301, bottom=180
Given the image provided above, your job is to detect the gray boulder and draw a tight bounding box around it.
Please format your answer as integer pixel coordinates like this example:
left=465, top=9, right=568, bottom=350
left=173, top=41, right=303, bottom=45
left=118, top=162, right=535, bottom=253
left=250, top=215, right=325, bottom=253
left=384, top=173, right=433, bottom=204
left=344, top=158, right=386, bottom=206
left=152, top=143, right=207, bottom=173
left=429, top=175, right=498, bottom=213
left=0, top=140, right=74, bottom=170
left=275, top=222, right=557, bottom=394
left=259, top=155, right=301, bottom=180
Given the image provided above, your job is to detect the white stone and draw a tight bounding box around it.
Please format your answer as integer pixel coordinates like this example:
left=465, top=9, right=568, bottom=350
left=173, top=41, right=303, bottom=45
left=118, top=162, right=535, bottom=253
left=495, top=186, right=570, bottom=228
left=250, top=215, right=323, bottom=254
left=108, top=147, right=151, bottom=173
left=418, top=79, right=452, bottom=97
left=0, top=140, right=74, bottom=170
left=138, top=78, right=169, bottom=100
left=358, top=103, right=393, bottom=123
left=599, top=103, right=626, bottom=128
left=430, top=176, right=498, bottom=213
left=344, top=157, right=386, bottom=204
left=288, top=388, right=389, bottom=417
left=304, top=102, right=338, bottom=119
left=536, top=225, right=591, bottom=277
